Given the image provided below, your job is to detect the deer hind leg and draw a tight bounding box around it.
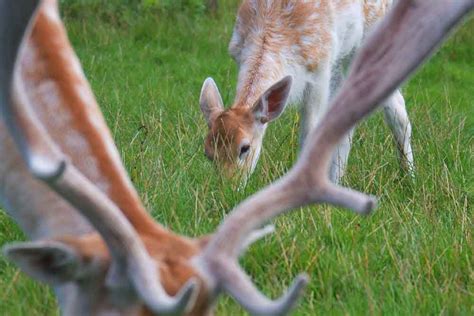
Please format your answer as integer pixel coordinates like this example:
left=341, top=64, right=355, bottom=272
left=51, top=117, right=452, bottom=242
left=382, top=90, right=415, bottom=177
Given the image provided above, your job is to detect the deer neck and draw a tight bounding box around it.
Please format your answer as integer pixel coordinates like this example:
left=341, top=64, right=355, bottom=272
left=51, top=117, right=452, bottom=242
left=232, top=44, right=284, bottom=109
left=12, top=0, right=168, bottom=238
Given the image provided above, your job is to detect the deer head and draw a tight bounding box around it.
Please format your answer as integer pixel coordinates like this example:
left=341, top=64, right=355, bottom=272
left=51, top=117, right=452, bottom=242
left=200, top=75, right=291, bottom=180
left=1, top=0, right=472, bottom=315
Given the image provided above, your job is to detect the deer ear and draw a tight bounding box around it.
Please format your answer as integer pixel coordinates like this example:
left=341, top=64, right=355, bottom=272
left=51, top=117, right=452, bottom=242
left=3, top=240, right=82, bottom=285
left=200, top=77, right=224, bottom=128
left=253, top=76, right=292, bottom=124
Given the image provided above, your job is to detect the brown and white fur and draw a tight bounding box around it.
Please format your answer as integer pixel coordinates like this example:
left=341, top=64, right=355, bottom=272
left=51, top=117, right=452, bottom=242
left=200, top=0, right=414, bottom=182
left=1, top=1, right=207, bottom=315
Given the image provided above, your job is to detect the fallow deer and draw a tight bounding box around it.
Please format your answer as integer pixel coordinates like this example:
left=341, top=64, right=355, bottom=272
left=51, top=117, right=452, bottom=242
left=200, top=0, right=415, bottom=182
left=1, top=0, right=472, bottom=315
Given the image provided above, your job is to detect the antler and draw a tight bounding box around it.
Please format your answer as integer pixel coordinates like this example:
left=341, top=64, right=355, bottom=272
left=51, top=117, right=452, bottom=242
left=197, top=0, right=474, bottom=314
left=0, top=1, right=197, bottom=314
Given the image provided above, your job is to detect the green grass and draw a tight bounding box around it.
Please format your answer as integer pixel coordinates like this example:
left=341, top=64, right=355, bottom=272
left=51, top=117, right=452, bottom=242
left=1, top=1, right=473, bottom=315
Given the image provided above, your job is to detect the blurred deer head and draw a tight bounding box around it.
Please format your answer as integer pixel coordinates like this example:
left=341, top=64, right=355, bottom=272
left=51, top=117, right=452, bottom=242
left=1, top=0, right=472, bottom=315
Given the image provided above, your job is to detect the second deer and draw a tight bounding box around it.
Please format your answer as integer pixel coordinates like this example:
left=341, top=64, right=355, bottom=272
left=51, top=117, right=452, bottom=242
left=200, top=0, right=415, bottom=182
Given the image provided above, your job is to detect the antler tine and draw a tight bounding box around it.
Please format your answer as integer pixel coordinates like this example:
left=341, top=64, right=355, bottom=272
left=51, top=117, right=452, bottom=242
left=0, top=1, right=197, bottom=314
left=198, top=0, right=474, bottom=314
left=217, top=262, right=308, bottom=316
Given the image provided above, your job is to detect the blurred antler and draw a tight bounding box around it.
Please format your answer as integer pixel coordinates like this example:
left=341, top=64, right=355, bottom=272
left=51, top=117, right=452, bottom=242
left=0, top=1, right=197, bottom=314
left=197, top=0, right=474, bottom=314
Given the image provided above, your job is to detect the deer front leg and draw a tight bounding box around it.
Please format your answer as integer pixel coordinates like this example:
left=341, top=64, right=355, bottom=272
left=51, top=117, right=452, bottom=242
left=327, top=63, right=354, bottom=183
left=382, top=90, right=415, bottom=177
left=299, top=64, right=332, bottom=148
left=328, top=129, right=354, bottom=184
left=300, top=63, right=352, bottom=183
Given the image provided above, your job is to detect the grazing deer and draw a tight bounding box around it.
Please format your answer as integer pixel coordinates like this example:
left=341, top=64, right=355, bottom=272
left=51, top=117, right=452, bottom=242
left=200, top=0, right=415, bottom=182
left=1, top=0, right=472, bottom=315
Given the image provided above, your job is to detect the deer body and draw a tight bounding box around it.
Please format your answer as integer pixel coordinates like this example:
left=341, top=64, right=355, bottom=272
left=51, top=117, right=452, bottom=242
left=200, top=0, right=414, bottom=181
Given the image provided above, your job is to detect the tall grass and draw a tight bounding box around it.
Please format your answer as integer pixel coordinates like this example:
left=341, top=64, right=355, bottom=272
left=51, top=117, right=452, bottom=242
left=1, top=1, right=472, bottom=314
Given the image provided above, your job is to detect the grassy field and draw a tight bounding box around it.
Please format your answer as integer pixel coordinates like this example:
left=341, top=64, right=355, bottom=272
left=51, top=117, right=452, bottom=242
left=0, top=1, right=473, bottom=315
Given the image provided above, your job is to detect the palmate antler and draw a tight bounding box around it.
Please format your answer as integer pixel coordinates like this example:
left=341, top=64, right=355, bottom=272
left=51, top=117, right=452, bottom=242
left=0, top=1, right=197, bottom=315
left=196, top=0, right=474, bottom=314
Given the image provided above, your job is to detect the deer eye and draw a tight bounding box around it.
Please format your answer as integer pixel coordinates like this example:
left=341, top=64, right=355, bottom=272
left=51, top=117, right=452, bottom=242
left=239, top=144, right=250, bottom=159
